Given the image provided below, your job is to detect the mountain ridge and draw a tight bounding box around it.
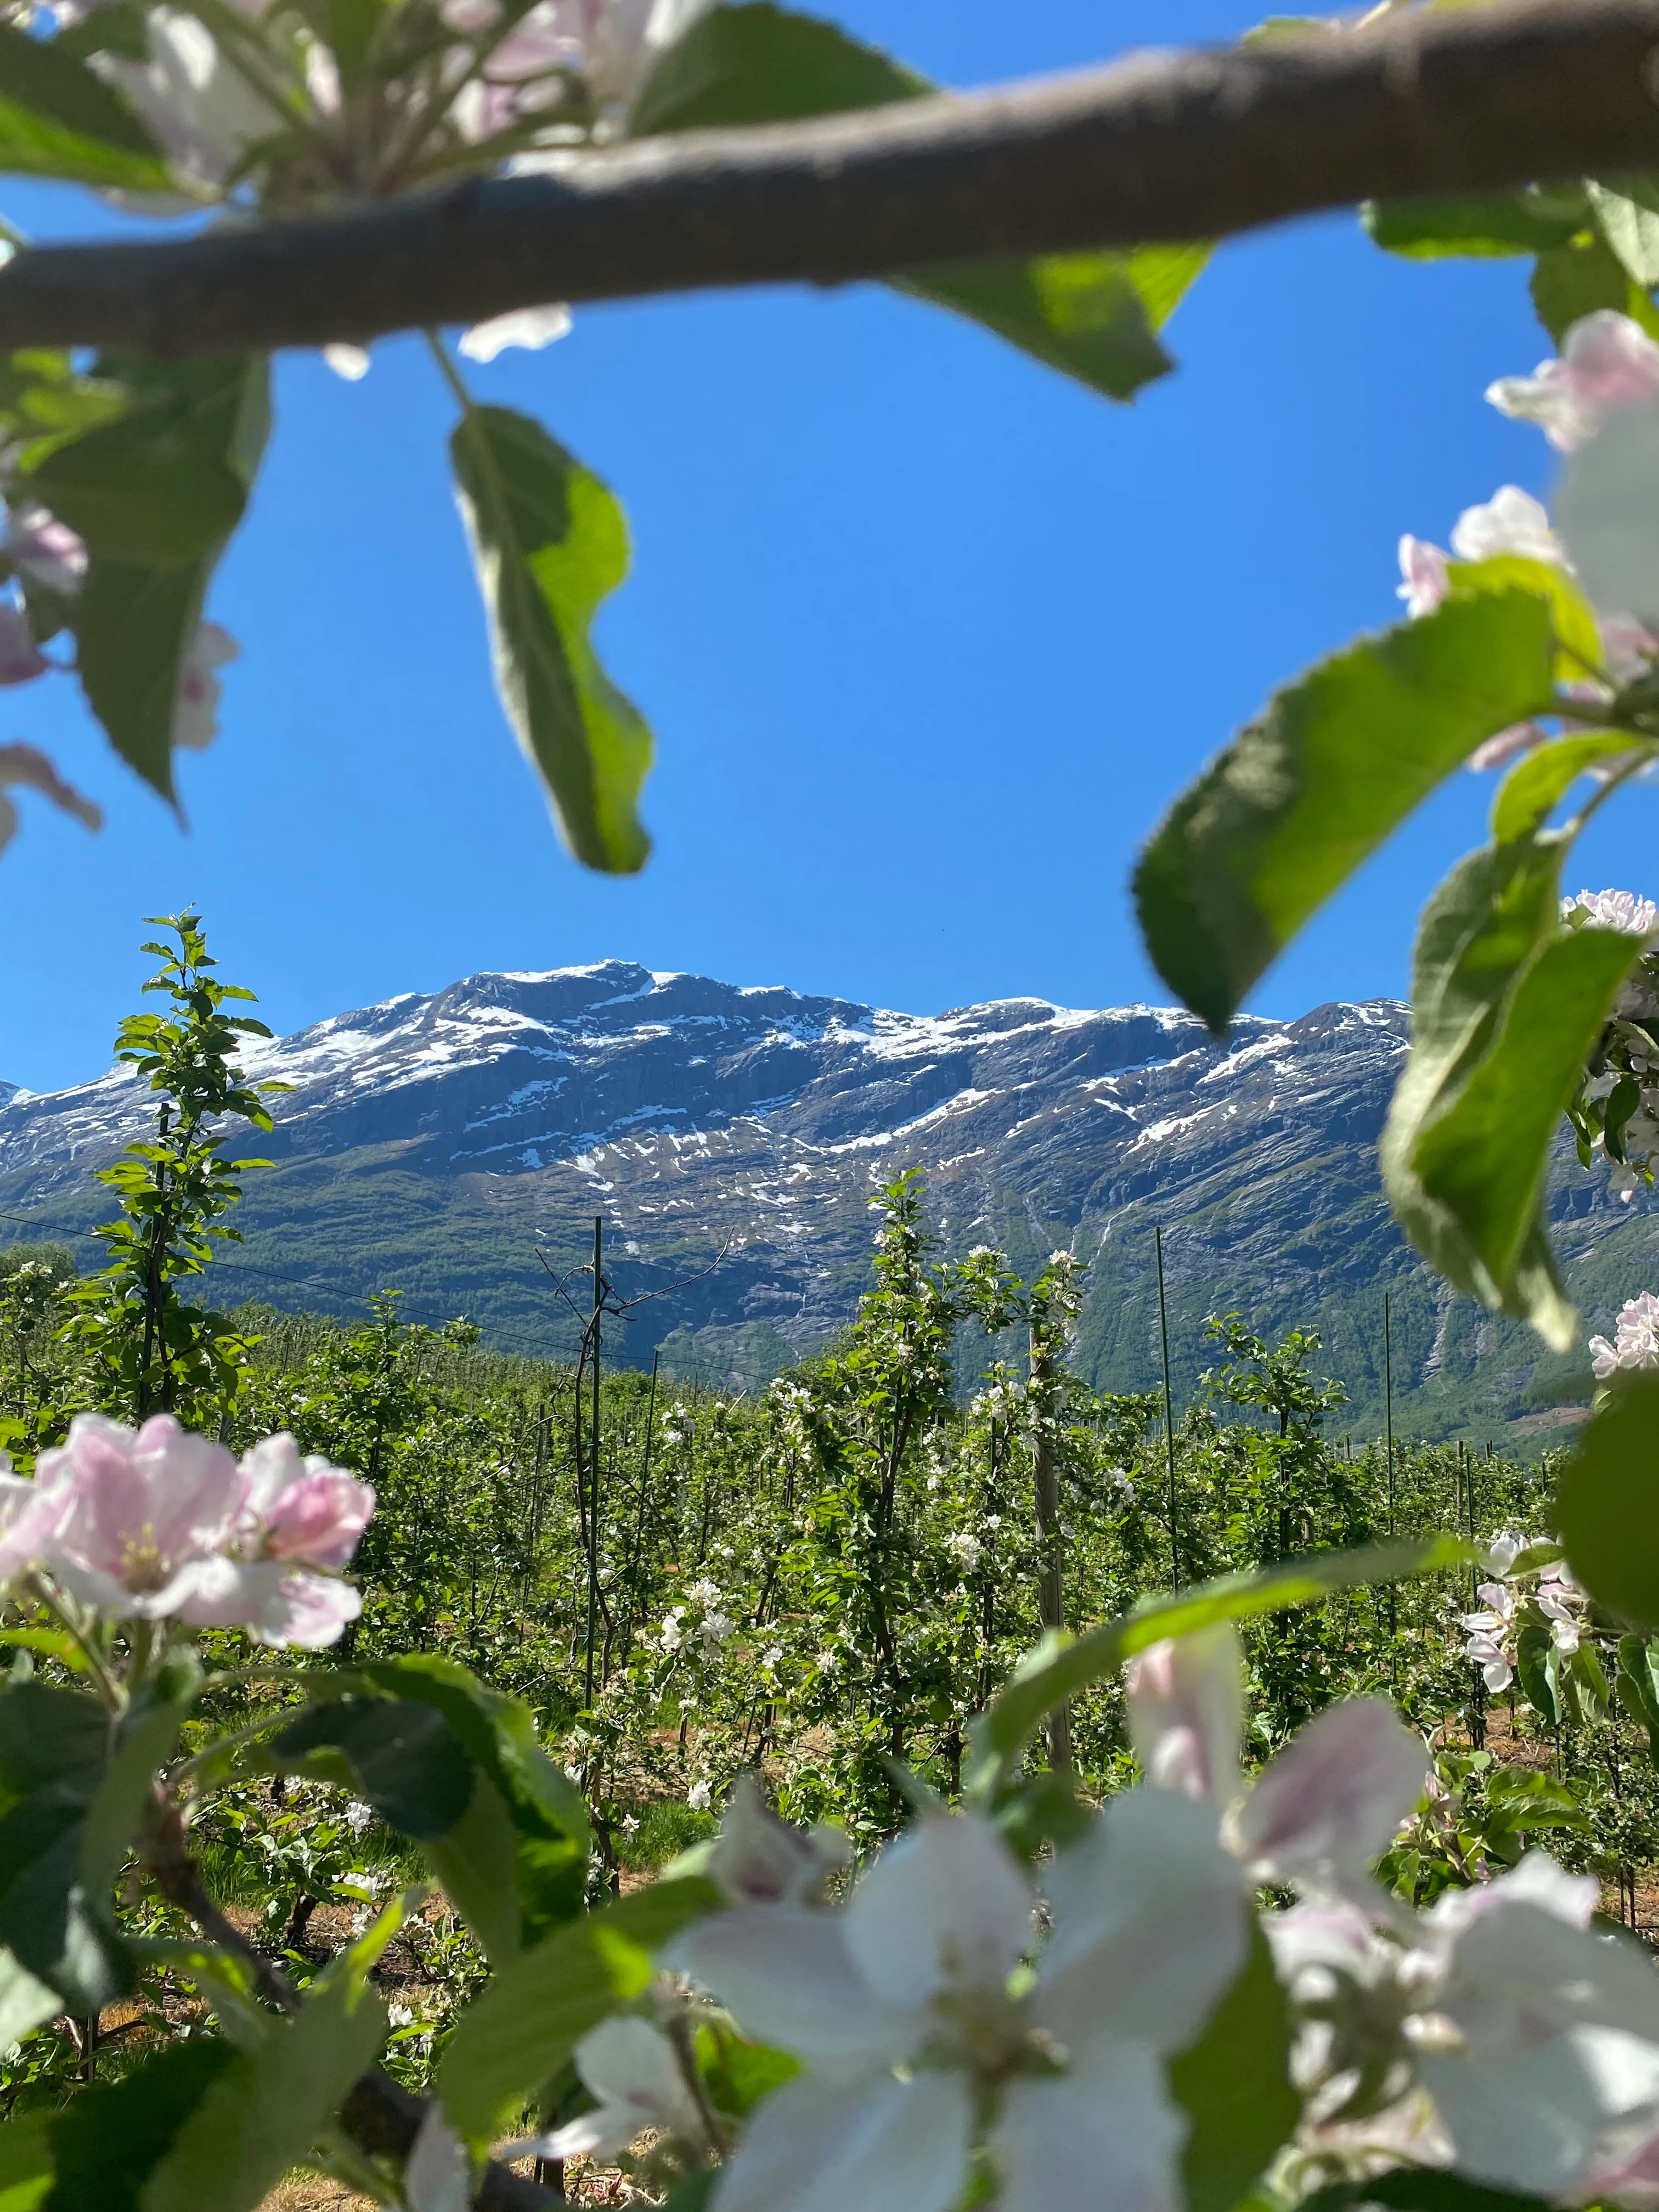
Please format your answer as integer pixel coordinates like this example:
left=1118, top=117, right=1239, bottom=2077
left=1, top=960, right=1651, bottom=1440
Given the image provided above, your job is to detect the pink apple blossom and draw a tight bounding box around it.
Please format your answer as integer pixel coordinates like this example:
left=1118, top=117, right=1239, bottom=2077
left=1396, top=534, right=1449, bottom=618
left=1487, top=311, right=1659, bottom=453
left=0, top=743, right=101, bottom=856
left=238, top=1432, right=374, bottom=1568
left=4, top=504, right=87, bottom=597
left=0, top=606, right=47, bottom=688
left=1124, top=1621, right=1243, bottom=1802
left=172, top=622, right=237, bottom=752
left=33, top=1412, right=244, bottom=1621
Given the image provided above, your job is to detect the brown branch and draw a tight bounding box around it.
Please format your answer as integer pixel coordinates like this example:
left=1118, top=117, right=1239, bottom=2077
left=146, top=1801, right=558, bottom=2210
left=3, top=0, right=1659, bottom=357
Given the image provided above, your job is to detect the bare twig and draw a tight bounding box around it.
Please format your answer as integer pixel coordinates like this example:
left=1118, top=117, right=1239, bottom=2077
left=1, top=0, right=1658, bottom=356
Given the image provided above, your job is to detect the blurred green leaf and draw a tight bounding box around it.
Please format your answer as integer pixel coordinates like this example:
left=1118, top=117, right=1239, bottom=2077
left=1132, top=588, right=1558, bottom=1032
left=963, top=1536, right=1469, bottom=1807
left=0, top=21, right=170, bottom=189
left=47, top=2040, right=237, bottom=2212
left=31, top=353, right=269, bottom=802
left=1302, top=2168, right=1556, bottom=2212
left=1588, top=178, right=1659, bottom=287
left=1491, top=731, right=1650, bottom=843
left=270, top=1698, right=475, bottom=1841
left=1558, top=1370, right=1659, bottom=1627
left=1531, top=230, right=1659, bottom=346
left=141, top=1947, right=387, bottom=2212
left=1172, top=1921, right=1299, bottom=2212
left=1362, top=187, right=1588, bottom=260
left=0, top=2115, right=52, bottom=2212
left=629, top=2, right=1206, bottom=402
left=450, top=404, right=652, bottom=875
left=1381, top=840, right=1638, bottom=1349
left=439, top=1876, right=722, bottom=2143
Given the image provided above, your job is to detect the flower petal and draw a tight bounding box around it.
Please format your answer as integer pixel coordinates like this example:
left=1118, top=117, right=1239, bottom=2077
left=1039, top=1787, right=1244, bottom=2054
left=992, top=2036, right=1185, bottom=2212
left=712, top=2069, right=970, bottom=2212
left=1124, top=1623, right=1243, bottom=1804
left=1226, top=1696, right=1429, bottom=1897
left=843, top=1813, right=1032, bottom=2012
left=665, top=1909, right=905, bottom=2063
left=1423, top=2027, right=1659, bottom=2198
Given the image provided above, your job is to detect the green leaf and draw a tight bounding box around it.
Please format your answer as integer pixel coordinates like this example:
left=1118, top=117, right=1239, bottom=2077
left=342, top=1658, right=587, bottom=1959
left=1302, top=2169, right=1556, bottom=2212
left=1132, top=588, right=1558, bottom=1031
left=1446, top=554, right=1603, bottom=686
left=894, top=249, right=1207, bottom=404
left=140, top=1949, right=387, bottom=2212
left=438, top=1877, right=722, bottom=2143
left=1531, top=231, right=1659, bottom=347
left=628, top=2, right=1204, bottom=403
left=0, top=1950, right=60, bottom=2050
left=1170, top=1921, right=1299, bottom=2212
left=1588, top=179, right=1659, bottom=287
left=46, top=2040, right=238, bottom=2212
left=449, top=404, right=652, bottom=875
left=0, top=2116, right=52, bottom=2212
left=270, top=1699, right=475, bottom=1840
left=963, top=1536, right=1469, bottom=1808
left=628, top=0, right=929, bottom=128
left=1557, top=1370, right=1659, bottom=1627
left=1491, top=731, right=1651, bottom=843
left=1362, top=187, right=1588, bottom=260
left=0, top=21, right=170, bottom=190
left=31, top=354, right=270, bottom=802
left=1381, top=840, right=1639, bottom=1349
left=1515, top=1622, right=1559, bottom=1724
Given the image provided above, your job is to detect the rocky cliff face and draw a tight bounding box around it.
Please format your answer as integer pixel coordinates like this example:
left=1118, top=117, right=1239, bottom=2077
left=2, top=962, right=1649, bottom=1436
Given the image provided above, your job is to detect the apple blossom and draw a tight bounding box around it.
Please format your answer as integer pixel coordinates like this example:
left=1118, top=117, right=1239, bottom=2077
left=4, top=504, right=87, bottom=597
left=404, top=2103, right=472, bottom=2212
left=1564, top=888, right=1659, bottom=939
left=238, top=1432, right=374, bottom=1567
left=707, top=1773, right=848, bottom=1907
left=667, top=1792, right=1245, bottom=2212
left=323, top=345, right=371, bottom=381
left=13, top=1413, right=371, bottom=1647
left=97, top=10, right=274, bottom=192
left=172, top=623, right=238, bottom=752
left=458, top=303, right=573, bottom=363
left=1460, top=1582, right=1518, bottom=1693
left=508, top=2016, right=706, bottom=2165
left=1124, top=1621, right=1243, bottom=1802
left=0, top=742, right=101, bottom=855
left=0, top=606, right=47, bottom=689
left=1126, top=1626, right=1429, bottom=1902
left=1487, top=311, right=1659, bottom=453
left=1590, top=1291, right=1659, bottom=1378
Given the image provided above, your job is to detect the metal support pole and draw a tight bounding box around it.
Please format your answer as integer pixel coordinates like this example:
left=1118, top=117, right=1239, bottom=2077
left=585, top=1215, right=603, bottom=1709
left=1156, top=1227, right=1177, bottom=1587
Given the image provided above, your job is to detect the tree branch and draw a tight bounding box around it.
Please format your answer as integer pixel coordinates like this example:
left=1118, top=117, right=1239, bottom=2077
left=3, top=0, right=1659, bottom=355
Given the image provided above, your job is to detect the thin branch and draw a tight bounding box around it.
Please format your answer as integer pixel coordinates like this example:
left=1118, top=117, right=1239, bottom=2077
left=2, top=0, right=1659, bottom=354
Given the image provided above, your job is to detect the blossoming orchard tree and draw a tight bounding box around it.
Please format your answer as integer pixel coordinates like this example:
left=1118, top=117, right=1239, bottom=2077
left=14, top=0, right=1659, bottom=2207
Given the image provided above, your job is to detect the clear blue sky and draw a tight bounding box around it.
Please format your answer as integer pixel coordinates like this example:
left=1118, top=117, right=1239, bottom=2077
left=0, top=0, right=1646, bottom=1093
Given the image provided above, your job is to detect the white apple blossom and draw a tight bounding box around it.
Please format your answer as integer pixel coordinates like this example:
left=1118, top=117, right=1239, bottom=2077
left=1459, top=1581, right=1519, bottom=1692
left=1590, top=1290, right=1659, bottom=1377
left=96, top=10, right=274, bottom=191
left=667, top=1793, right=1245, bottom=2212
left=1564, top=888, right=1659, bottom=939
left=509, top=2016, right=706, bottom=2165
left=944, top=1528, right=982, bottom=1573
left=707, top=1774, right=848, bottom=1908
left=687, top=1778, right=713, bottom=1813
left=323, top=344, right=371, bottom=382
left=459, top=303, right=573, bottom=362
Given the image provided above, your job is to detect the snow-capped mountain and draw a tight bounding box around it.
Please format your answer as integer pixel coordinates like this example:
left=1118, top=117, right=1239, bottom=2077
left=0, top=962, right=1647, bottom=1434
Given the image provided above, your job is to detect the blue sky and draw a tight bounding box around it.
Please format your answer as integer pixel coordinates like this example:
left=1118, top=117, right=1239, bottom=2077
left=0, top=0, right=1643, bottom=1092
